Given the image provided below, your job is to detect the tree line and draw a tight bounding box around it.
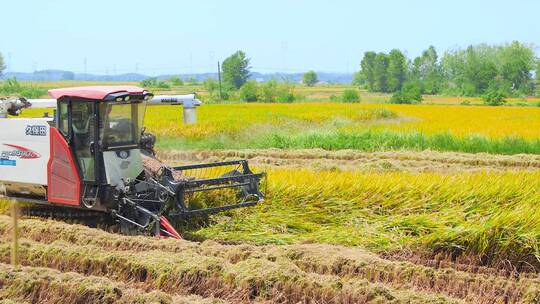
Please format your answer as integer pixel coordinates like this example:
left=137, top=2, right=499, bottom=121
left=354, top=41, right=540, bottom=103
left=2, top=42, right=539, bottom=105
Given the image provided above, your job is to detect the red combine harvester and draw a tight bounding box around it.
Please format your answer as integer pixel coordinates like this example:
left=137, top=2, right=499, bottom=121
left=0, top=86, right=265, bottom=238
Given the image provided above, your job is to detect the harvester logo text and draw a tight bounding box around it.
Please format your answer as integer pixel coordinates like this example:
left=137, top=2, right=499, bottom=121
left=25, top=125, right=47, bottom=136
left=1, top=144, right=41, bottom=159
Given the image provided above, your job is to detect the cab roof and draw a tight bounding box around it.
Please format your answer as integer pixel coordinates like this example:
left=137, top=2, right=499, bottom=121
left=48, top=86, right=148, bottom=100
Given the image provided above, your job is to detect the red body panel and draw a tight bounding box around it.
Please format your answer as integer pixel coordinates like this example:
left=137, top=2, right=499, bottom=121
left=48, top=86, right=146, bottom=100
left=47, top=128, right=81, bottom=205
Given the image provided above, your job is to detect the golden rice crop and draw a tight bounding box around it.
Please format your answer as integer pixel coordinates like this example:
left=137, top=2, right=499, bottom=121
left=142, top=103, right=540, bottom=140
left=194, top=167, right=540, bottom=270
left=143, top=103, right=396, bottom=139
left=374, top=104, right=540, bottom=139
left=421, top=95, right=540, bottom=105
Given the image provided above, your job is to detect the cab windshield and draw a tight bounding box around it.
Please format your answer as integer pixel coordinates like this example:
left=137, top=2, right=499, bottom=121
left=100, top=101, right=146, bottom=149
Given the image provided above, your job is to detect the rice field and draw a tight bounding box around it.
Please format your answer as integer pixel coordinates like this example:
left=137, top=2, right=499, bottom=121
left=22, top=99, right=540, bottom=153
left=138, top=103, right=540, bottom=155
left=141, top=103, right=540, bottom=139
left=5, top=83, right=540, bottom=303
left=18, top=82, right=540, bottom=152
left=2, top=149, right=540, bottom=303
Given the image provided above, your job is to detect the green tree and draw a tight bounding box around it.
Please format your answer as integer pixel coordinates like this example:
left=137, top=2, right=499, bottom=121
left=169, top=75, right=184, bottom=86
left=387, top=49, right=407, bottom=92
left=373, top=53, right=389, bottom=92
left=536, top=60, right=540, bottom=82
left=261, top=79, right=278, bottom=102
left=140, top=77, right=158, bottom=87
left=203, top=77, right=230, bottom=101
left=351, top=71, right=363, bottom=86
left=412, top=46, right=442, bottom=94
left=499, top=41, right=535, bottom=94
left=536, top=60, right=540, bottom=96
left=239, top=80, right=259, bottom=102
left=203, top=77, right=218, bottom=92
left=222, top=50, right=251, bottom=89
left=441, top=45, right=497, bottom=96
left=186, top=76, right=198, bottom=84
left=341, top=89, right=360, bottom=103
left=0, top=52, right=6, bottom=77
left=482, top=77, right=510, bottom=106
left=276, top=80, right=296, bottom=103
left=389, top=81, right=423, bottom=104
left=441, top=42, right=536, bottom=96
left=360, top=51, right=377, bottom=91
left=302, top=70, right=318, bottom=86
left=463, top=46, right=498, bottom=95
left=156, top=80, right=171, bottom=89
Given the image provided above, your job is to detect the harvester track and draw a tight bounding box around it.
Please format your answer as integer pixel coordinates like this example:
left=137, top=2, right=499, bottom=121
left=21, top=206, right=105, bottom=220
left=18, top=204, right=115, bottom=231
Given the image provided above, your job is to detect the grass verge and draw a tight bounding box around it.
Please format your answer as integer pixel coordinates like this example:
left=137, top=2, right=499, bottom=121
left=158, top=130, right=540, bottom=155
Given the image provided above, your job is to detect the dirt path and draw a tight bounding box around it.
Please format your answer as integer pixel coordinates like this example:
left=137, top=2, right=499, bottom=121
left=158, top=149, right=540, bottom=173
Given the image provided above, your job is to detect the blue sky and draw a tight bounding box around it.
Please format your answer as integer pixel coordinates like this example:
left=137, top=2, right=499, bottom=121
left=1, top=0, right=538, bottom=75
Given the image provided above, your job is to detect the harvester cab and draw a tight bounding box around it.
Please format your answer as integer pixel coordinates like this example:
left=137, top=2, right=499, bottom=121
left=0, top=86, right=265, bottom=238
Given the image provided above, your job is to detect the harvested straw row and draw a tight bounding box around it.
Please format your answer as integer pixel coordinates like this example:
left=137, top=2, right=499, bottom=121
left=158, top=149, right=540, bottom=173
left=0, top=262, right=225, bottom=304
left=0, top=238, right=461, bottom=304
left=0, top=217, right=537, bottom=303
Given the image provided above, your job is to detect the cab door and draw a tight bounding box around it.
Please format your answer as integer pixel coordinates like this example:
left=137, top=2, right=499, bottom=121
left=70, top=100, right=98, bottom=182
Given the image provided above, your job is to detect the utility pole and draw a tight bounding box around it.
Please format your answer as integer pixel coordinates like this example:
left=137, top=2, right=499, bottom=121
left=217, top=61, right=223, bottom=101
